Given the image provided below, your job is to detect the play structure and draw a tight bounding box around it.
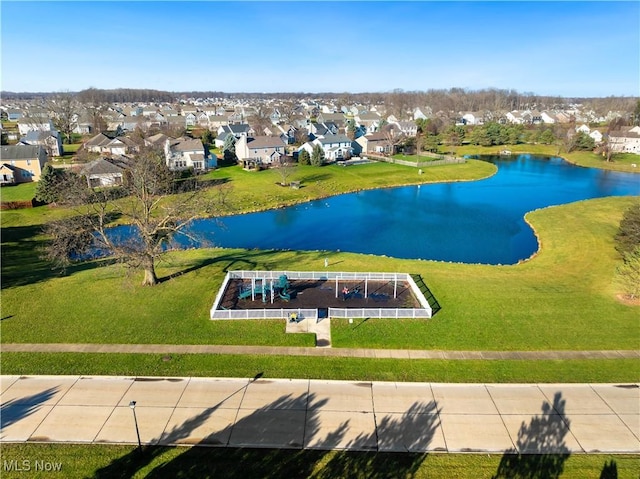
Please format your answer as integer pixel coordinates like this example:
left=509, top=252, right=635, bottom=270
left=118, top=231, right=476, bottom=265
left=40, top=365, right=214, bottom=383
left=210, top=271, right=436, bottom=321
left=238, top=275, right=292, bottom=303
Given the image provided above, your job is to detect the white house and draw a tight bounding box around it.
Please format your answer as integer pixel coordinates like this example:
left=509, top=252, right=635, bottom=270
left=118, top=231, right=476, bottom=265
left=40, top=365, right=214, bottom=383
left=314, top=134, right=353, bottom=161
left=18, top=130, right=63, bottom=157
left=17, top=118, right=55, bottom=136
left=164, top=137, right=207, bottom=171
left=609, top=126, right=640, bottom=155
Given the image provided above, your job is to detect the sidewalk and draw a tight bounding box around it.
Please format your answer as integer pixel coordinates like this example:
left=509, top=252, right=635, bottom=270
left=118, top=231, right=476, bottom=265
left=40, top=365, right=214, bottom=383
left=2, top=343, right=639, bottom=359
left=1, top=375, right=638, bottom=453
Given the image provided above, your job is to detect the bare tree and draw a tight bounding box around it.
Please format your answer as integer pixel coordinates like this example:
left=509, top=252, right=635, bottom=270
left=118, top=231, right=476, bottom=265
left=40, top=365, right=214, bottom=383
left=43, top=147, right=220, bottom=286
left=47, top=92, right=79, bottom=144
left=274, top=155, right=295, bottom=186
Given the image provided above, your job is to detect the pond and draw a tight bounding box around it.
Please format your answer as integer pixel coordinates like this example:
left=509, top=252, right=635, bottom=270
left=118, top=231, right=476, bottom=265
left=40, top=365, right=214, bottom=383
left=119, top=155, right=640, bottom=265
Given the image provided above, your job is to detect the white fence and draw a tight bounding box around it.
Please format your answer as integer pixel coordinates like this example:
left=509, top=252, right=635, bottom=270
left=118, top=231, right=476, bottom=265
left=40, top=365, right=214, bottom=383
left=211, top=308, right=317, bottom=321
left=210, top=270, right=432, bottom=320
left=329, top=308, right=431, bottom=319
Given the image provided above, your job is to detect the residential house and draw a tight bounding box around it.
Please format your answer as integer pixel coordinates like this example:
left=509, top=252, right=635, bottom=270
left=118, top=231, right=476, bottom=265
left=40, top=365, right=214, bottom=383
left=314, top=134, right=353, bottom=161
left=7, top=109, right=23, bottom=121
left=0, top=145, right=48, bottom=184
left=356, top=131, right=395, bottom=155
left=235, top=135, right=286, bottom=167
left=609, top=126, right=640, bottom=155
left=460, top=112, right=484, bottom=126
left=79, top=156, right=129, bottom=188
left=214, top=124, right=253, bottom=148
left=144, top=133, right=170, bottom=149
left=208, top=115, right=230, bottom=130
left=355, top=112, right=381, bottom=134
left=164, top=137, right=208, bottom=171
left=540, top=111, right=557, bottom=124
left=392, top=121, right=418, bottom=137
left=84, top=133, right=137, bottom=156
left=18, top=130, right=63, bottom=157
left=17, top=118, right=54, bottom=136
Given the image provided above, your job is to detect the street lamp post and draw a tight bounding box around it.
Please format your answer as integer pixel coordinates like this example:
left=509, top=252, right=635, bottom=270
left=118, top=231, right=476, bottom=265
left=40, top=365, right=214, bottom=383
left=129, top=400, right=142, bottom=450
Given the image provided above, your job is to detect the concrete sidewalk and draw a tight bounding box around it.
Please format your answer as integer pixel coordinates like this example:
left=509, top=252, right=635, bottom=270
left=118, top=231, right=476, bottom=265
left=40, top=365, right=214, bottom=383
left=1, top=375, right=638, bottom=453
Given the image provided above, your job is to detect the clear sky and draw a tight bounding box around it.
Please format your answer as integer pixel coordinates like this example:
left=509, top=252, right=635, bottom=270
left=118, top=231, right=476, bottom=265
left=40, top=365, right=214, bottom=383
left=1, top=1, right=638, bottom=97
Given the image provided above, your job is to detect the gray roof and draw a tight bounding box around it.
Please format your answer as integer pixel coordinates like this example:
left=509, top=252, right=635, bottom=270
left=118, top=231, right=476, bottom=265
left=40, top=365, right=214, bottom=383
left=81, top=157, right=126, bottom=176
left=247, top=136, right=286, bottom=149
left=20, top=130, right=59, bottom=142
left=0, top=145, right=45, bottom=160
left=318, top=134, right=351, bottom=144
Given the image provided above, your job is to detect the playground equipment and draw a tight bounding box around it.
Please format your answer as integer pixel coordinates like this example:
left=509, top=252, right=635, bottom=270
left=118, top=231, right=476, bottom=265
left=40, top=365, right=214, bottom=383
left=238, top=275, right=292, bottom=303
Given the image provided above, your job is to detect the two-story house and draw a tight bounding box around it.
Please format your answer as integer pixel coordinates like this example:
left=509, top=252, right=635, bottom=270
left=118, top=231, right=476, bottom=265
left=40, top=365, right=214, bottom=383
left=164, top=137, right=207, bottom=171
left=235, top=135, right=286, bottom=167
left=18, top=130, right=63, bottom=157
left=0, top=145, right=48, bottom=184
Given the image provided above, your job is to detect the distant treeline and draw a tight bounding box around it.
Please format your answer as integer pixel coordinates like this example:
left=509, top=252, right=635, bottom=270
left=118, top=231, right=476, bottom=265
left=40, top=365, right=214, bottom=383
left=1, top=88, right=637, bottom=118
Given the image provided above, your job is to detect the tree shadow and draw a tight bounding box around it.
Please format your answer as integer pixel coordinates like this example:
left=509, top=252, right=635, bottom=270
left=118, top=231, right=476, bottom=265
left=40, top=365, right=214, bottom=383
left=492, top=392, right=571, bottom=479
left=1, top=221, right=119, bottom=290
left=599, top=459, right=618, bottom=479
left=91, top=381, right=441, bottom=479
left=1, top=387, right=59, bottom=429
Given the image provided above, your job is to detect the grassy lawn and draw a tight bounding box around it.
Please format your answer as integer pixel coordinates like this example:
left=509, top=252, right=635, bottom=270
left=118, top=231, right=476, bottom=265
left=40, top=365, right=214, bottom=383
left=2, top=353, right=638, bottom=383
left=0, top=182, right=37, bottom=202
left=198, top=160, right=495, bottom=215
left=1, top=444, right=637, bottom=478
left=2, top=197, right=638, bottom=353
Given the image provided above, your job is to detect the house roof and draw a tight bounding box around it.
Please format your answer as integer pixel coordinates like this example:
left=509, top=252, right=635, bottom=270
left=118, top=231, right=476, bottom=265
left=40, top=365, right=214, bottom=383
left=1, top=145, right=45, bottom=160
left=20, top=130, right=59, bottom=142
left=80, top=157, right=126, bottom=176
left=317, top=134, right=351, bottom=145
left=170, top=137, right=204, bottom=152
left=85, top=133, right=114, bottom=147
left=247, top=136, right=286, bottom=149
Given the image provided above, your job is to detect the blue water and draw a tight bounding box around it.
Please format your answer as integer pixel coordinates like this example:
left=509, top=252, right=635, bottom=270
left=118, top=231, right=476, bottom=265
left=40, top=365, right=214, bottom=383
left=114, top=155, right=640, bottom=265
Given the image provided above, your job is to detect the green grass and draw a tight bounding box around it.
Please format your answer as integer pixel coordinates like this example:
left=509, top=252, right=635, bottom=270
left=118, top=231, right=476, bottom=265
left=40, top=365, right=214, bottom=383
left=0, top=182, right=37, bottom=202
left=1, top=444, right=638, bottom=479
left=199, top=160, right=496, bottom=215
left=2, top=353, right=638, bottom=383
left=2, top=197, right=638, bottom=352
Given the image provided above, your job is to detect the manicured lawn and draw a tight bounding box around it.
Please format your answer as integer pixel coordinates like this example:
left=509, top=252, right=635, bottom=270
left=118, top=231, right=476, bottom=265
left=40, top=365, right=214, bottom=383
left=198, top=160, right=496, bottom=215
left=1, top=444, right=638, bottom=479
left=2, top=197, right=638, bottom=352
left=2, top=353, right=638, bottom=383
left=0, top=182, right=37, bottom=202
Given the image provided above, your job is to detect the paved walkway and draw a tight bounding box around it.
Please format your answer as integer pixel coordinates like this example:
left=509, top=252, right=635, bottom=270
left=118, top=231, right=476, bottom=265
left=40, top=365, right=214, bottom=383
left=2, top=343, right=639, bottom=359
left=1, top=375, right=638, bottom=453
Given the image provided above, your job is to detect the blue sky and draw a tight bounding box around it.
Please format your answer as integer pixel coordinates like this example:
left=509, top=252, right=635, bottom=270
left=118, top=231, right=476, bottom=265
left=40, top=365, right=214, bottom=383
left=1, top=1, right=638, bottom=97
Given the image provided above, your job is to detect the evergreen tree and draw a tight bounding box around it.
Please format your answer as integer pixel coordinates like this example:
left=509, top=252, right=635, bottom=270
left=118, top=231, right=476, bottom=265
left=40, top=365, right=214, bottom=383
left=298, top=149, right=310, bottom=165
left=35, top=164, right=63, bottom=203
left=310, top=145, right=325, bottom=166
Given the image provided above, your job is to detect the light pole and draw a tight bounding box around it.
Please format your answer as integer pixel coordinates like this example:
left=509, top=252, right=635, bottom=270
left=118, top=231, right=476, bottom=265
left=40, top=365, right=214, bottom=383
left=129, top=401, right=142, bottom=450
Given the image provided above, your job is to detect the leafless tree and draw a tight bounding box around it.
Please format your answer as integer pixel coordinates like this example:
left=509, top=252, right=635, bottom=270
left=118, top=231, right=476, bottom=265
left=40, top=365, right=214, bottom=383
left=43, top=147, right=220, bottom=286
left=274, top=156, right=295, bottom=186
left=47, top=92, right=79, bottom=144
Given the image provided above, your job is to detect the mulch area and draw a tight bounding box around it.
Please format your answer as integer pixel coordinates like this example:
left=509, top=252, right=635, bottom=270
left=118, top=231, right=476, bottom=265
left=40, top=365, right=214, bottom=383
left=218, top=278, right=421, bottom=311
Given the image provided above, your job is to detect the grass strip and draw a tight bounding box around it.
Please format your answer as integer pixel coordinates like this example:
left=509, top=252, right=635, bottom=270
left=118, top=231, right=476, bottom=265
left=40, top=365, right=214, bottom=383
left=0, top=443, right=638, bottom=479
left=2, top=353, right=638, bottom=383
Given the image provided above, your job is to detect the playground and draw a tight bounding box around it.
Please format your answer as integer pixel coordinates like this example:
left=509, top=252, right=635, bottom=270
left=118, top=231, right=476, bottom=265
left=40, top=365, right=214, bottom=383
left=211, top=271, right=434, bottom=321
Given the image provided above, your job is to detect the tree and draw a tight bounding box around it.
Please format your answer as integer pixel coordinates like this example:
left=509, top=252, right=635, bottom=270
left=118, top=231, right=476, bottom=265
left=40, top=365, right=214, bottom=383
left=538, top=128, right=556, bottom=145
left=298, top=149, right=310, bottom=165
left=617, top=247, right=640, bottom=300
left=47, top=92, right=79, bottom=144
left=274, top=156, right=294, bottom=186
left=35, top=164, right=64, bottom=204
left=201, top=129, right=215, bottom=146
left=346, top=119, right=357, bottom=141
left=43, top=147, right=218, bottom=286
left=310, top=144, right=325, bottom=166
left=614, top=202, right=640, bottom=256
left=222, top=134, right=237, bottom=164
left=573, top=131, right=595, bottom=151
